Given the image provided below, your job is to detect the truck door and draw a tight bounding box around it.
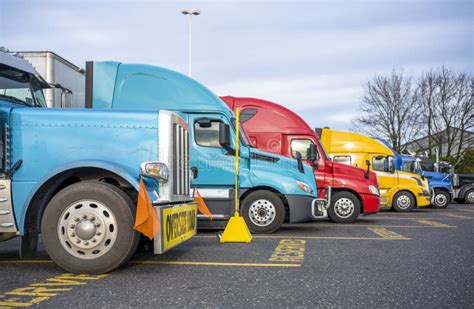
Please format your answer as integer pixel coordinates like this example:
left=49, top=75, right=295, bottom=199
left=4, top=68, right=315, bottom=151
left=370, top=155, right=397, bottom=205
left=188, top=113, right=236, bottom=217
left=287, top=136, right=327, bottom=196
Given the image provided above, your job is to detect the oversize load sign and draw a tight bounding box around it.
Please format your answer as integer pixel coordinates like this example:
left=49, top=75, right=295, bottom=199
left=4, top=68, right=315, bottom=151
left=162, top=203, right=197, bottom=251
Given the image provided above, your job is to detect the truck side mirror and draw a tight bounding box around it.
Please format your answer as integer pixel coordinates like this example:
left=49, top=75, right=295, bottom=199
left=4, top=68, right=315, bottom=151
left=219, top=123, right=234, bottom=155
left=295, top=151, right=304, bottom=173
left=365, top=160, right=371, bottom=179
left=388, top=161, right=395, bottom=173
left=306, top=144, right=319, bottom=163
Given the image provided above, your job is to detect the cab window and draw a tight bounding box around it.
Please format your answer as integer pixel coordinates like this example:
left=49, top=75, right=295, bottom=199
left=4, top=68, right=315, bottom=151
left=333, top=155, right=352, bottom=165
left=372, top=156, right=387, bottom=172
left=194, top=120, right=222, bottom=148
left=291, top=139, right=313, bottom=160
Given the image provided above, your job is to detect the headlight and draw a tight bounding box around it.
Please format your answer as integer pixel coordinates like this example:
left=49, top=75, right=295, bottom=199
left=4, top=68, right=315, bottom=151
left=140, top=162, right=169, bottom=182
left=296, top=180, right=313, bottom=193
left=411, top=176, right=423, bottom=187
left=368, top=185, right=379, bottom=196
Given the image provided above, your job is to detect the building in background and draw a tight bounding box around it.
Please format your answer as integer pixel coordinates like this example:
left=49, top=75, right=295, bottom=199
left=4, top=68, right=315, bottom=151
left=18, top=51, right=85, bottom=108
left=403, top=127, right=474, bottom=157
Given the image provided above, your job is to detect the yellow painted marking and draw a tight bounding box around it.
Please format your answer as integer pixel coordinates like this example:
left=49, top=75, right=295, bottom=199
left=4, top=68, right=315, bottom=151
left=415, top=219, right=456, bottom=228
left=129, top=260, right=300, bottom=267
left=0, top=260, right=53, bottom=264
left=368, top=217, right=465, bottom=220
left=269, top=239, right=306, bottom=263
left=196, top=235, right=409, bottom=240
left=459, top=208, right=474, bottom=213
left=443, top=213, right=472, bottom=219
left=0, top=273, right=107, bottom=307
left=367, top=227, right=409, bottom=239
left=304, top=224, right=454, bottom=228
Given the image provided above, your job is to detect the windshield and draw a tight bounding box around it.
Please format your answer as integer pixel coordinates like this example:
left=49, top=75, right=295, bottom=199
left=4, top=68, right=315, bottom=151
left=231, top=118, right=250, bottom=147
left=0, top=64, right=45, bottom=107
left=316, top=138, right=331, bottom=160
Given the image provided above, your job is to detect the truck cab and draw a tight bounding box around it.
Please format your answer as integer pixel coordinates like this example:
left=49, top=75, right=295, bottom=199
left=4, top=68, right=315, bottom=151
left=319, top=128, right=431, bottom=212
left=221, top=96, right=380, bottom=223
left=0, top=49, right=196, bottom=274
left=86, top=61, right=318, bottom=233
left=397, top=153, right=452, bottom=208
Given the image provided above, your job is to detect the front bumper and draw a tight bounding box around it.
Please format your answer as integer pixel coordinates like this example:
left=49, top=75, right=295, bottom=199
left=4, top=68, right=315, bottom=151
left=416, top=191, right=431, bottom=207
left=360, top=193, right=380, bottom=214
left=286, top=195, right=318, bottom=223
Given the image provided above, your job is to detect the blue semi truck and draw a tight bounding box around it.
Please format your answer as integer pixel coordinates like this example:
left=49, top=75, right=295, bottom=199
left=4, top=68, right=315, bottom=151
left=0, top=50, right=196, bottom=274
left=376, top=139, right=451, bottom=208
left=85, top=61, right=320, bottom=233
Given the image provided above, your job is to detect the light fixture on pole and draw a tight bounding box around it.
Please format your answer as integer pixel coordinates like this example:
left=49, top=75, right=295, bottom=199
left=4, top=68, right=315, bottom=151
left=181, top=8, right=200, bottom=77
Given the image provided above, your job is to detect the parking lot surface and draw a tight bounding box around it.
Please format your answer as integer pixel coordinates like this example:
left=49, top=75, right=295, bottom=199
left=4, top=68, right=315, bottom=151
left=1, top=204, right=473, bottom=308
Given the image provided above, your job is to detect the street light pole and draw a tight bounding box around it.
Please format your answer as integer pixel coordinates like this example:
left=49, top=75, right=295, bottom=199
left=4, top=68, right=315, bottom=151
left=181, top=8, right=200, bottom=77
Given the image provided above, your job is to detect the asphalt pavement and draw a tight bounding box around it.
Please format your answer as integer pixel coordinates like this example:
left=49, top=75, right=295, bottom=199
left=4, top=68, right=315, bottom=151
left=0, top=203, right=473, bottom=308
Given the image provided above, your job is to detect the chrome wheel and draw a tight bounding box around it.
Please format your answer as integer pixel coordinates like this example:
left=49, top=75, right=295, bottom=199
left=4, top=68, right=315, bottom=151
left=434, top=193, right=448, bottom=207
left=467, top=191, right=474, bottom=203
left=397, top=195, right=411, bottom=209
left=57, top=199, right=118, bottom=260
left=333, top=198, right=355, bottom=218
left=248, top=199, right=276, bottom=227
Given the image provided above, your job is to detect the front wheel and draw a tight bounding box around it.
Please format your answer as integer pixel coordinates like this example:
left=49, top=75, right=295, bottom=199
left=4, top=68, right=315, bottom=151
left=241, top=190, right=285, bottom=234
left=432, top=190, right=450, bottom=209
left=464, top=190, right=474, bottom=204
left=327, top=191, right=361, bottom=223
left=392, top=191, right=415, bottom=212
left=41, top=181, right=140, bottom=274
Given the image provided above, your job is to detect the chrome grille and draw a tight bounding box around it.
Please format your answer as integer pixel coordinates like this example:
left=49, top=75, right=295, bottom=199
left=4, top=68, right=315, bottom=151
left=158, top=111, right=191, bottom=203
left=173, top=123, right=189, bottom=196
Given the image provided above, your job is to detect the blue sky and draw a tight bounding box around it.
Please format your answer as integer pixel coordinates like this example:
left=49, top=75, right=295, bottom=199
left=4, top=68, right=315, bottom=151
left=1, top=0, right=472, bottom=130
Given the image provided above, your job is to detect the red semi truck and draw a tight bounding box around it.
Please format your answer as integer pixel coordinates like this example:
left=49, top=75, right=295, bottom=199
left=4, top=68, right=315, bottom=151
left=222, top=96, right=380, bottom=223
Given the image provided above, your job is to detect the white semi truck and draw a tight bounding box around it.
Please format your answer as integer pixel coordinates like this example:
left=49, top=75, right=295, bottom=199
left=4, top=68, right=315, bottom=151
left=18, top=51, right=85, bottom=108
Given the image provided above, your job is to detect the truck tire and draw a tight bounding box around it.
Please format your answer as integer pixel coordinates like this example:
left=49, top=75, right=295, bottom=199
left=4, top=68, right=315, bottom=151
left=41, top=181, right=140, bottom=274
left=392, top=191, right=415, bottom=212
left=241, top=190, right=285, bottom=234
left=464, top=190, right=474, bottom=204
left=432, top=190, right=450, bottom=209
left=327, top=191, right=361, bottom=223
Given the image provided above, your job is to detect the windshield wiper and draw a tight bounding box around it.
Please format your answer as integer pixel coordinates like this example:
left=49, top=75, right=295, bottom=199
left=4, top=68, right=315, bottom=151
left=0, top=94, right=34, bottom=107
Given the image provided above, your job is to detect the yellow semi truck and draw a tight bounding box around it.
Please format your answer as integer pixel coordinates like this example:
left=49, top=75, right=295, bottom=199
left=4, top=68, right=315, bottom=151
left=319, top=128, right=431, bottom=212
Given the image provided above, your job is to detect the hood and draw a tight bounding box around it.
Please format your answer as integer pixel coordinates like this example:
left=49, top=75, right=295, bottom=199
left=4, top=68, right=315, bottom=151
left=397, top=170, right=429, bottom=190
left=331, top=160, right=378, bottom=185
left=248, top=147, right=317, bottom=194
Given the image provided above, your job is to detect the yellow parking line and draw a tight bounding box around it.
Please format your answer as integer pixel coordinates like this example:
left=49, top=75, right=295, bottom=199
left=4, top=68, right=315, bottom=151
left=310, top=224, right=453, bottom=228
left=442, top=214, right=472, bottom=219
left=459, top=208, right=474, bottom=213
left=369, top=217, right=465, bottom=220
left=0, top=260, right=53, bottom=264
left=0, top=259, right=299, bottom=268
left=367, top=228, right=409, bottom=239
left=415, top=220, right=456, bottom=228
left=197, top=235, right=410, bottom=240
left=130, top=261, right=301, bottom=267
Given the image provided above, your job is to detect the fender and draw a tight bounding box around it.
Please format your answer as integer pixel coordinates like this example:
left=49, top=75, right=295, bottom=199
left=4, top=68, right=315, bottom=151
left=16, top=160, right=140, bottom=234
